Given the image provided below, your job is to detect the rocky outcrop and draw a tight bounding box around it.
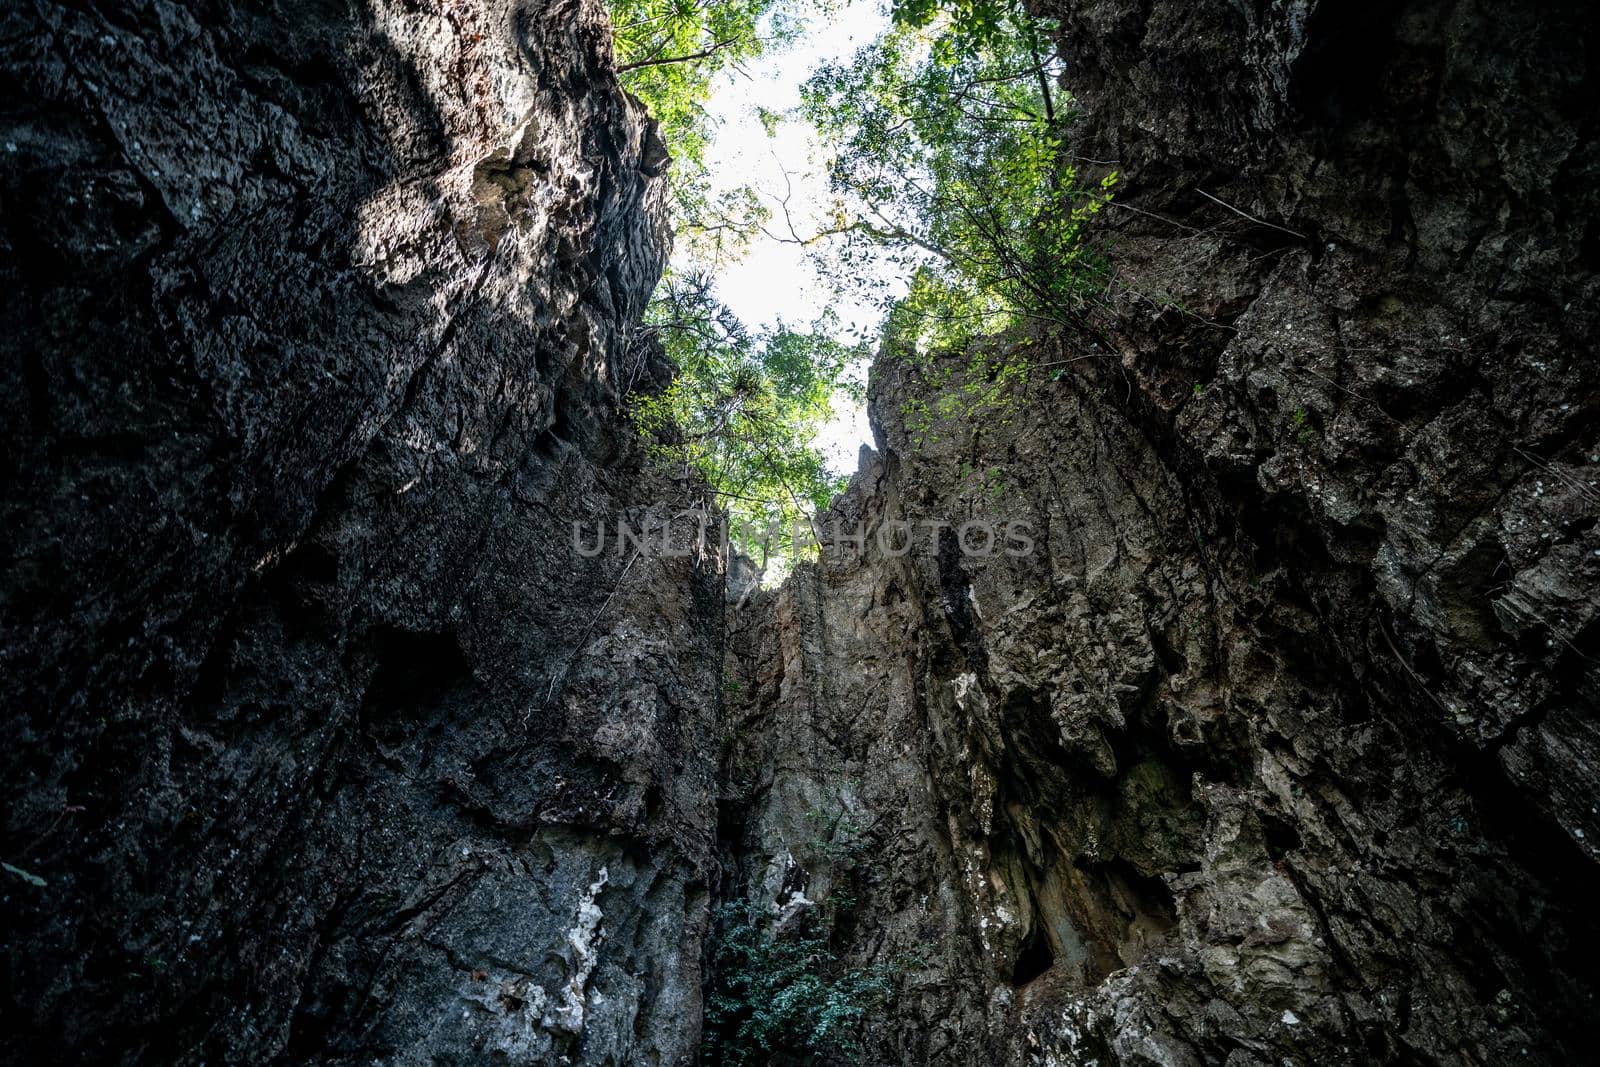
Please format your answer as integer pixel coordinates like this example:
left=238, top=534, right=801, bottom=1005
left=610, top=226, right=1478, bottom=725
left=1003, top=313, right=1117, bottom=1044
left=5, top=0, right=1597, bottom=1063
left=715, top=1, right=1600, bottom=1064
left=2, top=0, right=720, bottom=1062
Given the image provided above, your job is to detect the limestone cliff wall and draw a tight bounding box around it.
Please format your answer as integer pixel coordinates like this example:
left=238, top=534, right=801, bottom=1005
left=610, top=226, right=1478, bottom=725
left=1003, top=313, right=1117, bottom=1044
left=717, top=1, right=1600, bottom=1064
left=2, top=0, right=720, bottom=1062
left=3, top=0, right=1597, bottom=1064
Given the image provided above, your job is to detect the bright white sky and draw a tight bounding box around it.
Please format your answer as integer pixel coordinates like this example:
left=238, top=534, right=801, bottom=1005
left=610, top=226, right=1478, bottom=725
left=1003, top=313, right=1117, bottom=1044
left=685, top=0, right=900, bottom=476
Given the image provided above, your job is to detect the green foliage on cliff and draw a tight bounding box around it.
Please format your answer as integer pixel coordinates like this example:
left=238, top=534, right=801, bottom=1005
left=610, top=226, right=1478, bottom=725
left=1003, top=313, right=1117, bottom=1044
left=609, top=0, right=854, bottom=553
left=800, top=0, right=1116, bottom=348
left=614, top=0, right=1113, bottom=535
left=610, top=0, right=775, bottom=137
left=703, top=899, right=897, bottom=1064
left=608, top=0, right=791, bottom=262
left=630, top=273, right=865, bottom=554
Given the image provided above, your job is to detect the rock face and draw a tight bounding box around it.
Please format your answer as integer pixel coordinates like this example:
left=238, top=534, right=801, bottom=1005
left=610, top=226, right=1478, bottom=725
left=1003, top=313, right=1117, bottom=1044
left=716, top=1, right=1600, bottom=1064
left=4, top=0, right=1597, bottom=1064
left=2, top=0, right=720, bottom=1062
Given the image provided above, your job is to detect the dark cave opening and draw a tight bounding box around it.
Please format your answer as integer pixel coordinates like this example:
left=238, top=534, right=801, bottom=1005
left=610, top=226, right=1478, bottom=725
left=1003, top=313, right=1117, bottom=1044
left=1012, top=925, right=1055, bottom=986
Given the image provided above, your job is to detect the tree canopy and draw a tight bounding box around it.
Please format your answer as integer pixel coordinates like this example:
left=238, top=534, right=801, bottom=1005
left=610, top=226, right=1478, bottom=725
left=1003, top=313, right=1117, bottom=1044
left=629, top=273, right=866, bottom=562
left=609, top=0, right=791, bottom=264
left=797, top=0, right=1115, bottom=349
left=606, top=0, right=1111, bottom=563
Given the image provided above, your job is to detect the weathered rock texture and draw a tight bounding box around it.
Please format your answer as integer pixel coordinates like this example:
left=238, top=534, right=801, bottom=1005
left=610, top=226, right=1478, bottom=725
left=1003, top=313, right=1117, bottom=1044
left=2, top=0, right=721, bottom=1062
left=4, top=0, right=1598, bottom=1063
left=716, top=0, right=1600, bottom=1064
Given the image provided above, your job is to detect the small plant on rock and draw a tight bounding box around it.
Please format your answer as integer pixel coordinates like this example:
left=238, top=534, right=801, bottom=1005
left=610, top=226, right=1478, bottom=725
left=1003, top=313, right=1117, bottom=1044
left=703, top=898, right=897, bottom=1064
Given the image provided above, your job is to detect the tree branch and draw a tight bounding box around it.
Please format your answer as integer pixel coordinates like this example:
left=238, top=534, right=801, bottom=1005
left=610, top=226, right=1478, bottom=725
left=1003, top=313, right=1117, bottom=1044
left=618, top=37, right=739, bottom=73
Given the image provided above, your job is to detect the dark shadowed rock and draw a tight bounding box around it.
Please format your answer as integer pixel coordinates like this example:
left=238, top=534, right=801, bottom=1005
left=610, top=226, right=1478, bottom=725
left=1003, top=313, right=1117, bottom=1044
left=1, top=0, right=719, bottom=1062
